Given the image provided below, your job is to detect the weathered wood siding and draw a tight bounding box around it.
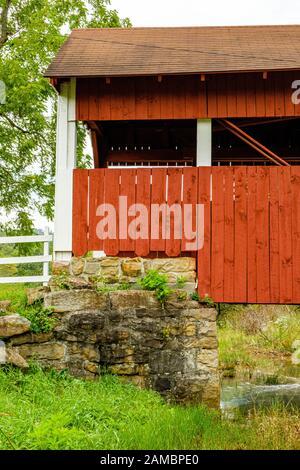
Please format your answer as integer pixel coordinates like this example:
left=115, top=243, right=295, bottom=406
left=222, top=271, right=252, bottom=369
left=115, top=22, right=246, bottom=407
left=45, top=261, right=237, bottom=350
left=73, top=166, right=300, bottom=304
left=76, top=72, right=300, bottom=121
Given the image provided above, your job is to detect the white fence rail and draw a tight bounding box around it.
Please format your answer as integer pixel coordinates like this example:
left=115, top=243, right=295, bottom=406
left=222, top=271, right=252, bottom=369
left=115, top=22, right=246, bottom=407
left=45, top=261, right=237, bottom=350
left=0, top=228, right=53, bottom=285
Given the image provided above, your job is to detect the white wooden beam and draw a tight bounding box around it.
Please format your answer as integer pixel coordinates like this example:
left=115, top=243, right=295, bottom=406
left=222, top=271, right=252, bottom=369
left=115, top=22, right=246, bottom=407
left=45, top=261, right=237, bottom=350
left=54, top=78, right=77, bottom=262
left=196, top=119, right=212, bottom=166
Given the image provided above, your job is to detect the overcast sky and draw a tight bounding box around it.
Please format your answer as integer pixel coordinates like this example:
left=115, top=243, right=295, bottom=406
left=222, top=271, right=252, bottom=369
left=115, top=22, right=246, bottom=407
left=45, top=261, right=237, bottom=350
left=111, top=0, right=300, bottom=27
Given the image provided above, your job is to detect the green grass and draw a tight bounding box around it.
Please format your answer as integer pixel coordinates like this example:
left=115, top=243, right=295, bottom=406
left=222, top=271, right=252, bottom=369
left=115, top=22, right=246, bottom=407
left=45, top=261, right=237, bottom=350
left=218, top=304, right=300, bottom=373
left=0, top=366, right=299, bottom=450
left=0, top=283, right=28, bottom=310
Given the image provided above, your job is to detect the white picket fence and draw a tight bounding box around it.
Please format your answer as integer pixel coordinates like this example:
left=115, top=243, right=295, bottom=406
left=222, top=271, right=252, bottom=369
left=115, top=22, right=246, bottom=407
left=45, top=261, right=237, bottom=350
left=0, top=228, right=53, bottom=285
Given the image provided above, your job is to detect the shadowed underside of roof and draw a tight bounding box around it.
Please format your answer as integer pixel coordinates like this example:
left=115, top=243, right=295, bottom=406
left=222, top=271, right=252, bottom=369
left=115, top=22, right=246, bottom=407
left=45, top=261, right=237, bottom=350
left=45, top=25, right=300, bottom=78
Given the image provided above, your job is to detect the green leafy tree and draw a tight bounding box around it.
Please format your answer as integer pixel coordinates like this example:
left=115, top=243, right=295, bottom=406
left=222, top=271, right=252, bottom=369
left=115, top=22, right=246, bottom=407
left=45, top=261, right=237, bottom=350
left=0, top=0, right=130, bottom=234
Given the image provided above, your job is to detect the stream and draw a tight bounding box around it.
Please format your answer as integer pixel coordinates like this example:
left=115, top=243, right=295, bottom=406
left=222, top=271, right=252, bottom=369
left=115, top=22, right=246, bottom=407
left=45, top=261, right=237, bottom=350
left=221, top=363, right=300, bottom=417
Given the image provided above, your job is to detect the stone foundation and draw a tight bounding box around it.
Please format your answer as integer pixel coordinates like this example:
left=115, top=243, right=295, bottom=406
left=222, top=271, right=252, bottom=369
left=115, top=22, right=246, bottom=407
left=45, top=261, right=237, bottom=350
left=1, top=287, right=220, bottom=408
left=53, top=256, right=197, bottom=292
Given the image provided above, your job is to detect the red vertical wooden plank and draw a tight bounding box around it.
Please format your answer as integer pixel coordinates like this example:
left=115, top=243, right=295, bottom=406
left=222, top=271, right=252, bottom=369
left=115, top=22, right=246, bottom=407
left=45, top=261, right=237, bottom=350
left=98, top=79, right=111, bottom=121
left=161, top=76, right=174, bottom=119
left=185, top=76, right=199, bottom=118
left=279, top=167, right=293, bottom=303
left=166, top=168, right=182, bottom=257
left=291, top=166, right=300, bottom=303
left=226, top=75, right=238, bottom=118
left=275, top=74, right=285, bottom=117
left=88, top=79, right=99, bottom=120
left=173, top=77, right=186, bottom=119
left=198, top=168, right=212, bottom=298
left=216, top=76, right=227, bottom=117
left=255, top=77, right=266, bottom=117
left=73, top=169, right=89, bottom=257
left=256, top=167, right=270, bottom=303
left=234, top=167, right=248, bottom=302
left=119, top=169, right=136, bottom=252
left=88, top=169, right=105, bottom=252
left=122, top=78, right=136, bottom=120
left=207, top=76, right=218, bottom=118
left=135, top=77, right=148, bottom=120
left=236, top=74, right=247, bottom=117
left=182, top=168, right=198, bottom=252
left=269, top=167, right=280, bottom=304
left=103, top=169, right=120, bottom=256
left=147, top=77, right=161, bottom=120
left=77, top=79, right=90, bottom=121
left=211, top=168, right=225, bottom=302
left=198, top=80, right=208, bottom=118
left=110, top=80, right=123, bottom=120
left=223, top=167, right=235, bottom=303
left=265, top=75, right=276, bottom=117
left=150, top=169, right=167, bottom=252
left=246, top=75, right=257, bottom=117
left=135, top=169, right=151, bottom=257
left=247, top=167, right=257, bottom=303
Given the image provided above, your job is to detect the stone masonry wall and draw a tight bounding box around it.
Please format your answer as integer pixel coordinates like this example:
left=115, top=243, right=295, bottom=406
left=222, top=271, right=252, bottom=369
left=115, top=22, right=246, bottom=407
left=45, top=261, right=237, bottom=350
left=0, top=287, right=219, bottom=408
left=54, top=256, right=197, bottom=292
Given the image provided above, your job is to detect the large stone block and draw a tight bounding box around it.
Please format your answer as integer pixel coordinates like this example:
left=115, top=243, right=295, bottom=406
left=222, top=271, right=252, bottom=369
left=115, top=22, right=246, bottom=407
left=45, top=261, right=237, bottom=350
left=109, top=291, right=159, bottom=311
left=16, top=342, right=66, bottom=360
left=52, top=262, right=70, bottom=275
left=27, top=287, right=49, bottom=305
left=0, top=315, right=31, bottom=338
left=121, top=258, right=142, bottom=277
left=197, top=350, right=219, bottom=369
left=67, top=342, right=100, bottom=362
left=44, top=290, right=108, bottom=312
left=5, top=348, right=29, bottom=369
left=8, top=332, right=54, bottom=346
left=70, top=257, right=85, bottom=276
left=56, top=311, right=106, bottom=343
left=145, top=257, right=196, bottom=274
left=99, top=257, right=120, bottom=268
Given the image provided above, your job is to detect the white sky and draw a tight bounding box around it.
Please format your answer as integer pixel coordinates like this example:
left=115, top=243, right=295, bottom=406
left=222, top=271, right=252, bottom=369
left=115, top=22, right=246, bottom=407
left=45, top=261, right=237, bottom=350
left=110, top=0, right=300, bottom=27
left=33, top=0, right=300, bottom=229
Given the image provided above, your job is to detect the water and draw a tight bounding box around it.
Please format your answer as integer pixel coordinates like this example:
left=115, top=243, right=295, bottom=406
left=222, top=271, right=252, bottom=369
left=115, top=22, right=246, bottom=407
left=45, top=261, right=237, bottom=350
left=221, top=364, right=300, bottom=417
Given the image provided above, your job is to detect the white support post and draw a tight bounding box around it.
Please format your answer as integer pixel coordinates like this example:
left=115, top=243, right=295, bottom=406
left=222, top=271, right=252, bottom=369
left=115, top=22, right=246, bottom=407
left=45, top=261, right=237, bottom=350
left=54, top=78, right=77, bottom=262
left=196, top=119, right=212, bottom=166
left=43, top=227, right=50, bottom=286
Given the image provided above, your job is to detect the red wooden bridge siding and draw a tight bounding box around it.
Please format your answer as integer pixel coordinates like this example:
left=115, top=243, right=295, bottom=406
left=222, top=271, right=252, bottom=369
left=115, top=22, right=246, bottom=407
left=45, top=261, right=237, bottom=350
left=77, top=72, right=300, bottom=121
left=73, top=167, right=300, bottom=304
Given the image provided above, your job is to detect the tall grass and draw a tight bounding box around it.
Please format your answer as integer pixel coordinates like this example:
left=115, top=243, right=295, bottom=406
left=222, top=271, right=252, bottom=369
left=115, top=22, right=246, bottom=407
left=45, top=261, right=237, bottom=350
left=0, top=367, right=299, bottom=450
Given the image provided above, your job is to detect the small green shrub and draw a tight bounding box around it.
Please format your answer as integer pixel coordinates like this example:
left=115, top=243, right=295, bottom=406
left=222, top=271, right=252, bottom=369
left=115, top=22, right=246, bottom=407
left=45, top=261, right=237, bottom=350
left=177, top=291, right=188, bottom=301
left=191, top=292, right=200, bottom=301
left=51, top=273, right=72, bottom=290
left=176, top=276, right=187, bottom=289
left=190, top=292, right=215, bottom=307
left=139, top=270, right=172, bottom=304
left=19, top=302, right=56, bottom=334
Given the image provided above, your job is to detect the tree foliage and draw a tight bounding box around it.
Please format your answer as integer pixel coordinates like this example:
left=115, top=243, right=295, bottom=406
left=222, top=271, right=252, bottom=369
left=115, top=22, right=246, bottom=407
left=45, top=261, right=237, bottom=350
left=0, top=0, right=130, bottom=234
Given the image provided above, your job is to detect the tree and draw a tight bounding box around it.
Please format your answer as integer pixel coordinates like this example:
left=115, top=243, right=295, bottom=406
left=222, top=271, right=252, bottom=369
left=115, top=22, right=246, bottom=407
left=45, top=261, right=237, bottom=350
left=0, top=0, right=130, bottom=234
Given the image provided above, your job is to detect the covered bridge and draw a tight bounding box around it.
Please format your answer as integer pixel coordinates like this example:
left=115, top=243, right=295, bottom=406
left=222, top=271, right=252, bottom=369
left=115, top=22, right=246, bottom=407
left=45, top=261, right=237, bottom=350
left=45, top=25, right=300, bottom=304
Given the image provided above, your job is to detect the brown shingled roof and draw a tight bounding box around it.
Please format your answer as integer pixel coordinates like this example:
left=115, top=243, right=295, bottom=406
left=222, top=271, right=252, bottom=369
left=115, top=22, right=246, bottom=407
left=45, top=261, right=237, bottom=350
left=45, top=25, right=300, bottom=78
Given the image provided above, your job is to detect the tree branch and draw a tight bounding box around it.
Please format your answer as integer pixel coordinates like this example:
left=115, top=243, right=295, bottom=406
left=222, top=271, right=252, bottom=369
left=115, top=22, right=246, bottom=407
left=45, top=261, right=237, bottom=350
left=0, top=113, right=30, bottom=133
left=0, top=0, right=11, bottom=47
